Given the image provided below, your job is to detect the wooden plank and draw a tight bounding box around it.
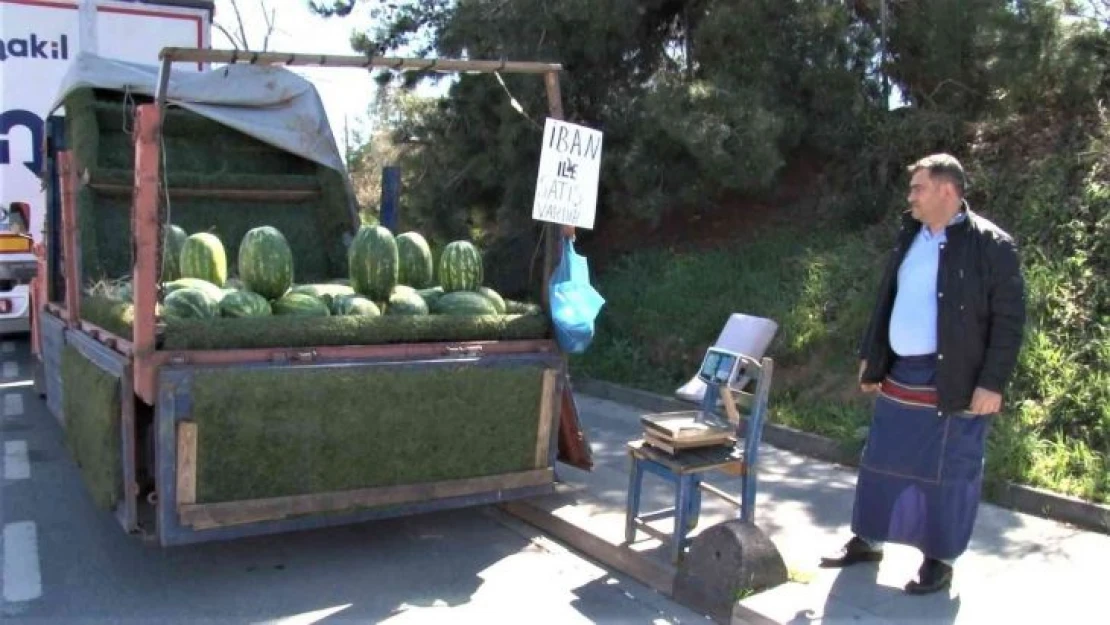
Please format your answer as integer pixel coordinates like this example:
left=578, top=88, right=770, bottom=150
left=628, top=439, right=742, bottom=475
left=179, top=468, right=554, bottom=530
left=131, top=105, right=162, bottom=405
left=557, top=379, right=593, bottom=470
left=119, top=365, right=139, bottom=531
left=159, top=47, right=563, bottom=74
left=59, top=152, right=81, bottom=327
left=87, top=183, right=319, bottom=202
left=176, top=422, right=198, bottom=506
left=640, top=413, right=733, bottom=445
left=152, top=339, right=557, bottom=368
left=534, top=369, right=558, bottom=467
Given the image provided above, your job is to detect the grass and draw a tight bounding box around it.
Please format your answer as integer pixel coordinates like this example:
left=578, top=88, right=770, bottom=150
left=573, top=126, right=1110, bottom=505
left=572, top=221, right=886, bottom=451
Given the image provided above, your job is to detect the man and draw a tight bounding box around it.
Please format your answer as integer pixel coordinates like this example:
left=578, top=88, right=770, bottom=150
left=821, top=153, right=1026, bottom=595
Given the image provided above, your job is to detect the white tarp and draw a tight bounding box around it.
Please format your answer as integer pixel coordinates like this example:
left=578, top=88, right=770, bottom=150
left=49, top=52, right=348, bottom=176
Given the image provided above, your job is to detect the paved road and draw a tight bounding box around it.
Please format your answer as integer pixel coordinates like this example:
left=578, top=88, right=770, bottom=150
left=0, top=336, right=707, bottom=624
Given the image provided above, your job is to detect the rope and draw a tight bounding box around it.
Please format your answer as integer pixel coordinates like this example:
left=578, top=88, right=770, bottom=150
left=493, top=71, right=544, bottom=131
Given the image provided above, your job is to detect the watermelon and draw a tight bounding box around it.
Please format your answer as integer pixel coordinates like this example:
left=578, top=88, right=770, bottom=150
left=162, top=287, right=220, bottom=320
left=180, top=232, right=228, bottom=287
left=224, top=277, right=246, bottom=291
left=476, top=286, right=506, bottom=314
left=332, top=294, right=382, bottom=317
left=349, top=225, right=398, bottom=301
left=396, top=232, right=434, bottom=288
left=272, top=292, right=330, bottom=317
left=160, top=224, right=188, bottom=281
left=238, top=226, right=294, bottom=300
left=219, top=290, right=272, bottom=318
left=438, top=240, right=483, bottom=292
left=386, top=286, right=429, bottom=316
left=290, top=283, right=355, bottom=307
left=163, top=277, right=225, bottom=302
left=433, top=291, right=498, bottom=316
left=417, top=286, right=445, bottom=309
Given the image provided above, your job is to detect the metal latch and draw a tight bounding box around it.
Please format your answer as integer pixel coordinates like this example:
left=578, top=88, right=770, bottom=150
left=272, top=349, right=317, bottom=363
left=444, top=344, right=483, bottom=358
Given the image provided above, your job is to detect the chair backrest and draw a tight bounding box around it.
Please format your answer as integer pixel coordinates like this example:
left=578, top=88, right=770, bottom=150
left=735, top=357, right=774, bottom=467
left=696, top=352, right=774, bottom=448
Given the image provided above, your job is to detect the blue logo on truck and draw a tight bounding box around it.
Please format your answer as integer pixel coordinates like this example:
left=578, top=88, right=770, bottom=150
left=0, top=34, right=69, bottom=62
left=0, top=110, right=44, bottom=175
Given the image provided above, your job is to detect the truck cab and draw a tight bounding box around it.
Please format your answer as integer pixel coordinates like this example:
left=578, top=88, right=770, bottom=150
left=0, top=201, right=36, bottom=335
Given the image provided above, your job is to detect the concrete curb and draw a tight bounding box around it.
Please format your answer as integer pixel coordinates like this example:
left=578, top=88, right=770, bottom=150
left=572, top=377, right=1110, bottom=535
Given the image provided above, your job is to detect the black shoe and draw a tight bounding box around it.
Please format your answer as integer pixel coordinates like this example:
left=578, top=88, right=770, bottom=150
left=904, top=558, right=953, bottom=595
left=819, top=536, right=884, bottom=568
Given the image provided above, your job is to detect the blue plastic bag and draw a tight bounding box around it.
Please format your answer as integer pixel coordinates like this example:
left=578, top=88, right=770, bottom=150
left=549, top=237, right=606, bottom=354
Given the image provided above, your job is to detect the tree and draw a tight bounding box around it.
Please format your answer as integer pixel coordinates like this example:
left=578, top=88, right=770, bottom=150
left=215, top=0, right=278, bottom=51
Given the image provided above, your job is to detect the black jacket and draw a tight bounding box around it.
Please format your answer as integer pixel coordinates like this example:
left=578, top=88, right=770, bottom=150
left=858, top=207, right=1026, bottom=413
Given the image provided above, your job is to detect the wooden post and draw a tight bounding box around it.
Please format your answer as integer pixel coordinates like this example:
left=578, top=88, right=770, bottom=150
left=542, top=70, right=573, bottom=311
left=534, top=369, right=558, bottom=467
left=176, top=422, right=198, bottom=507
left=59, top=152, right=81, bottom=327
left=132, top=104, right=162, bottom=404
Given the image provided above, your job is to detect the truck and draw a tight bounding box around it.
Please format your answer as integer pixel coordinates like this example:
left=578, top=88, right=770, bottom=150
left=0, top=0, right=214, bottom=335
left=31, top=45, right=593, bottom=547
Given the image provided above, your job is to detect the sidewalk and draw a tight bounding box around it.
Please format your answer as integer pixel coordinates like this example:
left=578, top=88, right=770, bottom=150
left=508, top=393, right=1108, bottom=624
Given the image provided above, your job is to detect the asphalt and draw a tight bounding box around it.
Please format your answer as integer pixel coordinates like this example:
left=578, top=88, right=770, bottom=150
left=0, top=336, right=709, bottom=625
left=515, top=393, right=1110, bottom=624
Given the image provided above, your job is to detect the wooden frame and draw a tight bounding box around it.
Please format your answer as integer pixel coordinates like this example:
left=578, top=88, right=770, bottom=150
left=153, top=354, right=564, bottom=545
left=41, top=46, right=595, bottom=546
left=122, top=47, right=576, bottom=404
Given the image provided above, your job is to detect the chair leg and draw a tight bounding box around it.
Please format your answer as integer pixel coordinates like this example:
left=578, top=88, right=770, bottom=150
left=688, top=475, right=702, bottom=530
left=625, top=457, right=645, bottom=544
left=740, top=471, right=755, bottom=524
left=673, top=474, right=695, bottom=564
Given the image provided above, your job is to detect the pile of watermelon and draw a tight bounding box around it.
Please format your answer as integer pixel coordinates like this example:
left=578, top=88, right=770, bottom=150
left=152, top=223, right=540, bottom=322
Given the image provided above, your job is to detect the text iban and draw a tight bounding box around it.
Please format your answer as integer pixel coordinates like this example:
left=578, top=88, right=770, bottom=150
left=547, top=123, right=601, bottom=161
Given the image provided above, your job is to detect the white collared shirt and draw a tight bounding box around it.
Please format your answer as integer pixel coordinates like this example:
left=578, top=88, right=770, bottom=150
left=889, top=211, right=967, bottom=356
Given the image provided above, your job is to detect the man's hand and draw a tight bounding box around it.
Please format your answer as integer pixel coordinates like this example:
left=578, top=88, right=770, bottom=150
left=968, top=387, right=1002, bottom=415
left=859, top=360, right=880, bottom=394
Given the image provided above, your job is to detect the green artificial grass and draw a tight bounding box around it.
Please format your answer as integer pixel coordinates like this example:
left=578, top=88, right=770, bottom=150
left=162, top=313, right=550, bottom=350
left=61, top=345, right=122, bottom=510
left=78, top=295, right=550, bottom=348
left=64, top=87, right=355, bottom=283
left=191, top=363, right=549, bottom=503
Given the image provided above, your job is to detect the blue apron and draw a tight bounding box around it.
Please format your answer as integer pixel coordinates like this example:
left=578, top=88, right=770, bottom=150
left=851, top=354, right=989, bottom=560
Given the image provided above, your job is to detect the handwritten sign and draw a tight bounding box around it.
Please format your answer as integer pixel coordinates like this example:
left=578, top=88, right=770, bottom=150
left=532, top=118, right=603, bottom=230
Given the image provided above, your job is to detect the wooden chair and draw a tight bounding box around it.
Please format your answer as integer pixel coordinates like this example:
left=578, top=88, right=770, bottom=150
left=624, top=355, right=774, bottom=564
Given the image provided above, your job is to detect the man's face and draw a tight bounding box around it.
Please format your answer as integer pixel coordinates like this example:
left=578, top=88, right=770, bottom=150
left=907, top=169, right=948, bottom=223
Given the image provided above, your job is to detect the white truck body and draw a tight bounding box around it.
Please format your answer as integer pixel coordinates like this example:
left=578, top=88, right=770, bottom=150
left=0, top=0, right=212, bottom=334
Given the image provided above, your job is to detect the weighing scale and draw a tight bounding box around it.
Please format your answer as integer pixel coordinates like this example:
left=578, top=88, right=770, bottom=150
left=639, top=346, right=756, bottom=455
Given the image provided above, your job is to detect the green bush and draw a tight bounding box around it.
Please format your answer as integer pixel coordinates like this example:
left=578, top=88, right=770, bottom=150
left=574, top=115, right=1110, bottom=504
